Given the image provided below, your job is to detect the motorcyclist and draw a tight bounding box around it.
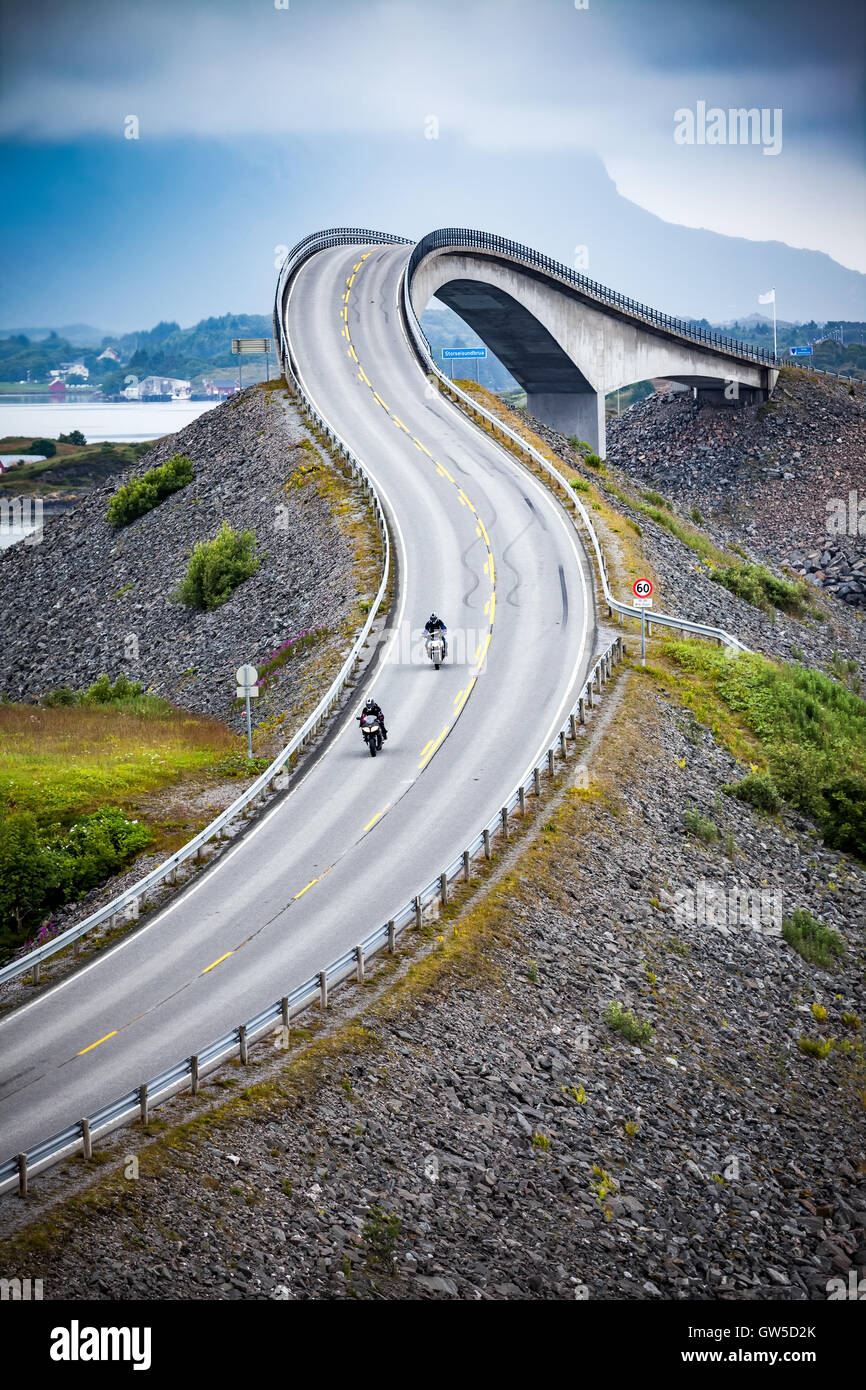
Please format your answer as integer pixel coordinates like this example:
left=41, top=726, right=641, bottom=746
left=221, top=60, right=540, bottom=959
left=358, top=696, right=387, bottom=740
left=424, top=612, right=448, bottom=656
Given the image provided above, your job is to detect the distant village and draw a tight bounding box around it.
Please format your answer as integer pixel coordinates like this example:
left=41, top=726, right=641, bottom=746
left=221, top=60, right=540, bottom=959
left=41, top=347, right=239, bottom=402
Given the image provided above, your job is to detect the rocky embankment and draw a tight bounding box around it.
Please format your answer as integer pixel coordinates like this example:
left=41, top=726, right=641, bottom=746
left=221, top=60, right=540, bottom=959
left=603, top=369, right=866, bottom=607
left=0, top=383, right=367, bottom=732
left=5, top=673, right=863, bottom=1301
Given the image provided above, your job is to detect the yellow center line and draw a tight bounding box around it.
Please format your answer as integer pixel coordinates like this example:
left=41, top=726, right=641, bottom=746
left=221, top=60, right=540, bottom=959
left=78, top=1030, right=118, bottom=1056
left=202, top=951, right=233, bottom=975
left=361, top=251, right=371, bottom=259
left=391, top=415, right=410, bottom=433
left=347, top=345, right=358, bottom=362
left=358, top=366, right=371, bottom=386
left=353, top=261, right=362, bottom=272
left=346, top=273, right=355, bottom=286
left=293, top=877, right=319, bottom=900
left=419, top=724, right=450, bottom=770
left=453, top=677, right=476, bottom=717
left=363, top=806, right=388, bottom=832
left=372, top=391, right=389, bottom=410
left=413, top=438, right=432, bottom=455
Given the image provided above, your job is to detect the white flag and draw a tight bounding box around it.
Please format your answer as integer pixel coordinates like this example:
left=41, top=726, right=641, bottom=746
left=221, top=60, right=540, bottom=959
left=758, top=289, right=775, bottom=305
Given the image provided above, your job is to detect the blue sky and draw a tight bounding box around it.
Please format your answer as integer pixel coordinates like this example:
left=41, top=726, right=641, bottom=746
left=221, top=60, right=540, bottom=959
left=1, top=0, right=864, bottom=330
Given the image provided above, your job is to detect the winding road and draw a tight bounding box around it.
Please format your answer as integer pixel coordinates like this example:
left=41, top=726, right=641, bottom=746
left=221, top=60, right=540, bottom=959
left=0, top=241, right=597, bottom=1166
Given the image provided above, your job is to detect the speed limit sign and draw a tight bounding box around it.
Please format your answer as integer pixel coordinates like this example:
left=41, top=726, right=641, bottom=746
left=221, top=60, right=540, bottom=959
left=633, top=579, right=653, bottom=599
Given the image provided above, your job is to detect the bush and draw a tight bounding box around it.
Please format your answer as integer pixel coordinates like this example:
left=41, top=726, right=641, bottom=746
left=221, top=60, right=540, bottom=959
left=0, top=807, right=152, bottom=960
left=584, top=452, right=602, bottom=468
left=722, top=770, right=781, bottom=813
left=604, top=1001, right=654, bottom=1047
left=570, top=478, right=590, bottom=493
left=690, top=504, right=704, bottom=525
left=709, top=561, right=813, bottom=618
left=172, top=521, right=261, bottom=611
left=83, top=673, right=143, bottom=704
left=107, top=452, right=194, bottom=527
left=40, top=686, right=78, bottom=707
left=29, top=437, right=57, bottom=458
left=59, top=430, right=87, bottom=445
left=782, top=908, right=845, bottom=969
left=684, top=806, right=719, bottom=842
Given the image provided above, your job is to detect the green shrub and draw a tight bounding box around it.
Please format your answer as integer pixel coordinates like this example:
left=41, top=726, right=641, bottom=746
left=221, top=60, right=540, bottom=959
left=722, top=770, right=782, bottom=813
left=604, top=1001, right=654, bottom=1047
left=107, top=453, right=194, bottom=527
left=172, top=520, right=261, bottom=611
left=59, top=430, right=87, bottom=446
left=782, top=908, right=845, bottom=968
left=0, top=807, right=153, bottom=960
left=797, top=1036, right=833, bottom=1059
left=40, top=686, right=78, bottom=707
left=690, top=504, right=704, bottom=525
left=684, top=806, right=719, bottom=842
left=83, top=673, right=143, bottom=705
left=29, top=437, right=57, bottom=458
left=584, top=452, right=602, bottom=468
left=570, top=478, right=590, bottom=493
left=708, top=561, right=813, bottom=618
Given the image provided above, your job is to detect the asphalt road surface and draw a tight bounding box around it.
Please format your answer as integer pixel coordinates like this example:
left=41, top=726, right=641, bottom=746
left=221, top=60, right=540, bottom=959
left=0, top=241, right=597, bottom=1164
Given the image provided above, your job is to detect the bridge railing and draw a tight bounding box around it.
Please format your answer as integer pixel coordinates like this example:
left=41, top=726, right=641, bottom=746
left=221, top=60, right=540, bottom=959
left=407, top=228, right=859, bottom=383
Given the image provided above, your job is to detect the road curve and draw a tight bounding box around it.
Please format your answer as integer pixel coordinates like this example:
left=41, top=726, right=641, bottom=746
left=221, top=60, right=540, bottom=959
left=0, top=241, right=597, bottom=1163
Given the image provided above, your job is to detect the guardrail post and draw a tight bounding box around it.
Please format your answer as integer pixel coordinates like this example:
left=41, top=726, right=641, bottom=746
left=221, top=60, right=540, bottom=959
left=281, top=996, right=290, bottom=1030
left=569, top=713, right=577, bottom=739
left=387, top=920, right=396, bottom=953
left=139, top=1083, right=148, bottom=1125
left=414, top=895, right=422, bottom=928
left=559, top=731, right=568, bottom=758
left=547, top=749, right=555, bottom=777
left=439, top=872, right=448, bottom=905
left=500, top=806, right=509, bottom=841
left=17, top=1153, right=27, bottom=1198
left=463, top=850, right=471, bottom=882
left=190, top=1055, right=199, bottom=1096
left=239, top=1025, right=248, bottom=1065
left=587, top=683, right=594, bottom=710
left=32, top=960, right=40, bottom=986
left=355, top=944, right=365, bottom=983
left=518, top=786, right=526, bottom=816
left=73, top=936, right=80, bottom=960
left=533, top=767, right=541, bottom=795
left=483, top=828, right=491, bottom=859
left=319, top=971, right=328, bottom=1010
left=81, top=1117, right=92, bottom=1160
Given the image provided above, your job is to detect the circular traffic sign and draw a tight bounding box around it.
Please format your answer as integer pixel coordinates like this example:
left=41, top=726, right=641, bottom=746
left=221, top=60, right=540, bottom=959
left=236, top=664, right=258, bottom=687
left=633, top=579, right=653, bottom=598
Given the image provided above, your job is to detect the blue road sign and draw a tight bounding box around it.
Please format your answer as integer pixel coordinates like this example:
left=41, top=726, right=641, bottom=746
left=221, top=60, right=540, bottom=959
left=442, top=347, right=487, bottom=359
left=789, top=346, right=813, bottom=357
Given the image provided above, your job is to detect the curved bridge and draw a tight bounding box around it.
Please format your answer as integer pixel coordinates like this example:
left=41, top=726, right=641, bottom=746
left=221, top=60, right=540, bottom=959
left=408, top=229, right=780, bottom=457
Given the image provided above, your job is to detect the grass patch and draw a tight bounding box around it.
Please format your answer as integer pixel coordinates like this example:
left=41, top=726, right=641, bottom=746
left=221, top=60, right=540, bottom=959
left=683, top=806, right=719, bottom=843
left=722, top=769, right=781, bottom=813
left=782, top=908, right=846, bottom=969
left=663, top=641, right=866, bottom=858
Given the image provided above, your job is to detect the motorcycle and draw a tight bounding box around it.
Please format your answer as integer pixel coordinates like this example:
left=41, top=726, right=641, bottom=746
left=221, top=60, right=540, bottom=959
left=359, top=711, right=383, bottom=757
left=425, top=632, right=446, bottom=670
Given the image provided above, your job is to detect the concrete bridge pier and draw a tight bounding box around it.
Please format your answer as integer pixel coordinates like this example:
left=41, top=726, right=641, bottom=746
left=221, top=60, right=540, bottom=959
left=526, top=389, right=606, bottom=456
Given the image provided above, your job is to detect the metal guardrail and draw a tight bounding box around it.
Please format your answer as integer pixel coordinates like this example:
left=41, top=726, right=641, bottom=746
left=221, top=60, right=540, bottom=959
left=407, top=228, right=859, bottom=383
left=400, top=262, right=752, bottom=654
left=0, top=233, right=406, bottom=991
left=1, top=226, right=626, bottom=1197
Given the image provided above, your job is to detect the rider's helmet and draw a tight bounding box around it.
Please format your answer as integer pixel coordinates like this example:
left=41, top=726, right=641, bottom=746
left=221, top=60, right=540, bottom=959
left=364, top=698, right=377, bottom=712
left=429, top=612, right=438, bottom=624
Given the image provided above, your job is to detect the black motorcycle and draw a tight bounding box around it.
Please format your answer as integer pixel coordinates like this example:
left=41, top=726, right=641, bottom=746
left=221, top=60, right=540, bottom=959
left=359, top=711, right=383, bottom=757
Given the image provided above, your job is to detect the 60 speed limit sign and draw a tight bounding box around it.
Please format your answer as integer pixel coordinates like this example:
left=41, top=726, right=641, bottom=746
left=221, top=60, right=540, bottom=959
left=633, top=579, right=653, bottom=599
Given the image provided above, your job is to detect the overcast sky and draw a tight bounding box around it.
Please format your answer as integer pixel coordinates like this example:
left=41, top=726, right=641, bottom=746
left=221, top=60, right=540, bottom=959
left=1, top=0, right=863, bottom=329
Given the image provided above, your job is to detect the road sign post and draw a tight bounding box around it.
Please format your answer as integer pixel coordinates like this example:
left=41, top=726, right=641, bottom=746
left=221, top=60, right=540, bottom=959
left=236, top=664, right=259, bottom=759
left=442, top=347, right=487, bottom=383
left=231, top=338, right=273, bottom=390
left=632, top=580, right=654, bottom=666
